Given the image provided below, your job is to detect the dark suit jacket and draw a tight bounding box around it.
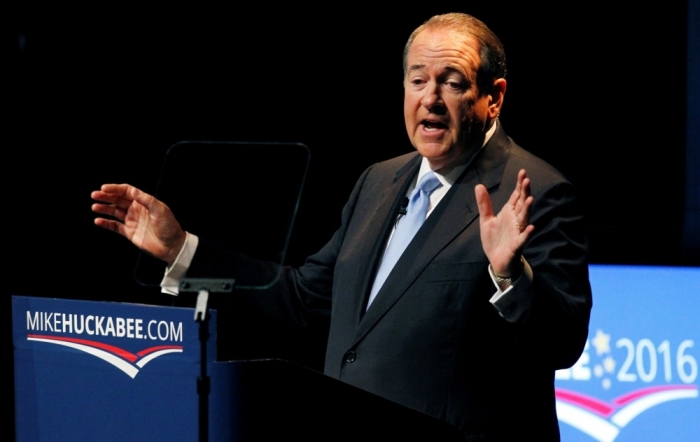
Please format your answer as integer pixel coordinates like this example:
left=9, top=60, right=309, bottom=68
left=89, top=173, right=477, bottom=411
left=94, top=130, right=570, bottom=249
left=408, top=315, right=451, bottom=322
left=190, top=124, right=592, bottom=440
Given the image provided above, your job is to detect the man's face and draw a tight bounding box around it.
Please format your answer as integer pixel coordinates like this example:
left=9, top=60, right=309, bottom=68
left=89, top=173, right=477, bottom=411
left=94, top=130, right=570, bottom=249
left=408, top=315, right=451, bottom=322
left=404, top=28, right=502, bottom=170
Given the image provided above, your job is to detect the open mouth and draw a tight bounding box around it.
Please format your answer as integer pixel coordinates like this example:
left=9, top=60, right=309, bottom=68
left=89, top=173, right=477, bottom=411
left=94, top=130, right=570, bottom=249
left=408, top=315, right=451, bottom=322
left=421, top=120, right=448, bottom=131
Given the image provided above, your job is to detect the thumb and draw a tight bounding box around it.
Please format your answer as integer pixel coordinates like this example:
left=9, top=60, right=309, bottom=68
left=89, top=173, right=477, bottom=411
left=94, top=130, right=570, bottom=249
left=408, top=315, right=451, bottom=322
left=475, top=184, right=494, bottom=221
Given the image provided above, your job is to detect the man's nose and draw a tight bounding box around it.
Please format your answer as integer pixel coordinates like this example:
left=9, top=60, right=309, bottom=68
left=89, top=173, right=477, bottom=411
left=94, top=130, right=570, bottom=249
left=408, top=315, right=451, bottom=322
left=420, top=82, right=444, bottom=111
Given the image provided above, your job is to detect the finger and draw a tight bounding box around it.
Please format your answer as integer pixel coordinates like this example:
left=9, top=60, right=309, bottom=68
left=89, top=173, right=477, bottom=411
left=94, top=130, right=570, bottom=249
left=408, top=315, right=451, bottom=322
left=513, top=170, right=528, bottom=202
left=507, top=170, right=526, bottom=208
left=94, top=217, right=127, bottom=237
left=514, top=170, right=532, bottom=219
left=514, top=177, right=531, bottom=212
left=475, top=184, right=494, bottom=221
left=91, top=203, right=127, bottom=221
left=91, top=190, right=133, bottom=210
left=520, top=171, right=530, bottom=195
left=507, top=186, right=520, bottom=207
left=515, top=169, right=525, bottom=193
left=522, top=195, right=534, bottom=215
left=91, top=190, right=118, bottom=203
left=514, top=195, right=534, bottom=231
left=99, top=183, right=134, bottom=196
left=95, top=184, right=157, bottom=211
left=520, top=176, right=531, bottom=202
left=513, top=224, right=536, bottom=251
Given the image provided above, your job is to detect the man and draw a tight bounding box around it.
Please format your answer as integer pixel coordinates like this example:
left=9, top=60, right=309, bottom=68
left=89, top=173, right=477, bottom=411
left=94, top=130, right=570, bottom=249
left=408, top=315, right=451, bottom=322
left=92, top=13, right=591, bottom=439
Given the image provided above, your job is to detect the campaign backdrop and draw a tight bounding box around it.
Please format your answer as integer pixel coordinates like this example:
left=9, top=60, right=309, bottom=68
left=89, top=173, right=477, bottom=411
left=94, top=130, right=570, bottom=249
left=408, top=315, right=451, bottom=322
left=556, top=265, right=699, bottom=441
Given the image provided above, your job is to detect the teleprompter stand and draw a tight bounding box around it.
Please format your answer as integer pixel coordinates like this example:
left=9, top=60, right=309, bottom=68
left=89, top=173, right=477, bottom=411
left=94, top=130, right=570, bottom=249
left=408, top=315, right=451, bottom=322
left=180, top=278, right=234, bottom=442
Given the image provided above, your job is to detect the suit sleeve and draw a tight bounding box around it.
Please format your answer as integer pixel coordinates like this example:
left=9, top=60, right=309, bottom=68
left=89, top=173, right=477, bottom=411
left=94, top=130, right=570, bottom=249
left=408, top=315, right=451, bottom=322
left=518, top=179, right=592, bottom=369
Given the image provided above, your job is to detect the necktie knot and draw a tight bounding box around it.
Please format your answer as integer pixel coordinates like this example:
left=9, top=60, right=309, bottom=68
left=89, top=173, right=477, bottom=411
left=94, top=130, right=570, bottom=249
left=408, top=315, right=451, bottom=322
left=406, top=171, right=442, bottom=216
left=415, top=171, right=442, bottom=196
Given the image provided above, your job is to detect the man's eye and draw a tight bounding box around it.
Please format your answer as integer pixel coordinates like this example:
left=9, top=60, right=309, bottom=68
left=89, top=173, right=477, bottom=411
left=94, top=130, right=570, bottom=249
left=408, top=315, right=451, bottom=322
left=446, top=81, right=464, bottom=91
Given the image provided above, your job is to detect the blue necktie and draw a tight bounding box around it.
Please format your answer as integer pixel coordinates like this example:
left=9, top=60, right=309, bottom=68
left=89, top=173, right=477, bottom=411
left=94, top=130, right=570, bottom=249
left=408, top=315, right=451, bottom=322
left=367, top=171, right=442, bottom=308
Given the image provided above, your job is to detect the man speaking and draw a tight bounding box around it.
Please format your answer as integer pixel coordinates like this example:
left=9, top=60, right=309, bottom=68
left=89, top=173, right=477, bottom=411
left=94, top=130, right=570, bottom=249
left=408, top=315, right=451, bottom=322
left=92, top=13, right=592, bottom=440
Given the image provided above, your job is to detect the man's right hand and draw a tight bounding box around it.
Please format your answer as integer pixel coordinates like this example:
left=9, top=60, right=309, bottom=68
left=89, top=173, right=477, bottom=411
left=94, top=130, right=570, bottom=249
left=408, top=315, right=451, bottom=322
left=91, top=184, right=186, bottom=267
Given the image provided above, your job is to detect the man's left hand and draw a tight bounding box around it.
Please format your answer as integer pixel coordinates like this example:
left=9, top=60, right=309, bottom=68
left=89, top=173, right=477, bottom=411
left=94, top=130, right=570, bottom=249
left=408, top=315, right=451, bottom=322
left=475, top=169, right=534, bottom=277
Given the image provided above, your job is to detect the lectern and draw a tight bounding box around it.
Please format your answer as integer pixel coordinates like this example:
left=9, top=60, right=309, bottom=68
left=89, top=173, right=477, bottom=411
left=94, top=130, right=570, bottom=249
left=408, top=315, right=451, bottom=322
left=13, top=295, right=464, bottom=441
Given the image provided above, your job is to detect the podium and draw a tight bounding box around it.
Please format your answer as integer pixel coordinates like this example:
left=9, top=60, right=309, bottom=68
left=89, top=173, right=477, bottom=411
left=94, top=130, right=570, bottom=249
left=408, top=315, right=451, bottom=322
left=13, top=296, right=464, bottom=441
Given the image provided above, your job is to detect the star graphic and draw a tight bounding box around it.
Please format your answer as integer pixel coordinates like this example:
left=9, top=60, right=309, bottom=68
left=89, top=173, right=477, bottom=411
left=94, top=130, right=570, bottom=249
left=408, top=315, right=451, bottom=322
left=603, top=356, right=616, bottom=373
left=591, top=329, right=611, bottom=356
left=594, top=365, right=604, bottom=377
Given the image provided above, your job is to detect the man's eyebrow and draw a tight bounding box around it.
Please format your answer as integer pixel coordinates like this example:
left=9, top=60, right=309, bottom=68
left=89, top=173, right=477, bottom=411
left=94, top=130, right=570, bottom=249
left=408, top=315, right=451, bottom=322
left=443, top=65, right=467, bottom=76
left=406, top=64, right=468, bottom=77
left=407, top=64, right=426, bottom=73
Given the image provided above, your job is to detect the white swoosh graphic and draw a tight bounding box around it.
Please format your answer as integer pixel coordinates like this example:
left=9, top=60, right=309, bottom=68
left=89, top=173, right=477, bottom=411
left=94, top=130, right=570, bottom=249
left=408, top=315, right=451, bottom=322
left=611, top=389, right=699, bottom=427
left=136, top=349, right=183, bottom=368
left=29, top=336, right=139, bottom=378
left=556, top=401, right=620, bottom=442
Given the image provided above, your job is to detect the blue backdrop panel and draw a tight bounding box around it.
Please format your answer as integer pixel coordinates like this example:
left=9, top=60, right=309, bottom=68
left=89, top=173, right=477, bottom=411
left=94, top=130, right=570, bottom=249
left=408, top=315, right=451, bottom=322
left=556, top=265, right=699, bottom=441
left=13, top=296, right=216, bottom=442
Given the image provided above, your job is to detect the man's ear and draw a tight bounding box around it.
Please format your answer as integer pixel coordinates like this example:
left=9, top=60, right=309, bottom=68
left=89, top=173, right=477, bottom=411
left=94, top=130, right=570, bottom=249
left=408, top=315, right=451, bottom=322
left=488, top=78, right=507, bottom=118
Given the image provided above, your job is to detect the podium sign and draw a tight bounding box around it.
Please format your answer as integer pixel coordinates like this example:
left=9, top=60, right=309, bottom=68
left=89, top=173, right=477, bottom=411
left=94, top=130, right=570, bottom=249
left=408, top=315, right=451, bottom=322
left=13, top=295, right=216, bottom=442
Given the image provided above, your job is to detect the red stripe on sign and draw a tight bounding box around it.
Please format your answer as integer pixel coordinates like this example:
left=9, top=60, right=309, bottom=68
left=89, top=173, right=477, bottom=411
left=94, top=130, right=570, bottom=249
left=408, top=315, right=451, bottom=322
left=137, top=345, right=183, bottom=356
left=614, top=385, right=698, bottom=406
left=28, top=334, right=138, bottom=363
left=555, top=388, right=615, bottom=416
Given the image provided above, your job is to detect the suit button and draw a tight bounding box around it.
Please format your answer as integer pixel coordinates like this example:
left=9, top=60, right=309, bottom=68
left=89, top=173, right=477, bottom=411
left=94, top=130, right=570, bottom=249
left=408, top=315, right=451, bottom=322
left=344, top=350, right=356, bottom=363
left=507, top=301, right=517, bottom=313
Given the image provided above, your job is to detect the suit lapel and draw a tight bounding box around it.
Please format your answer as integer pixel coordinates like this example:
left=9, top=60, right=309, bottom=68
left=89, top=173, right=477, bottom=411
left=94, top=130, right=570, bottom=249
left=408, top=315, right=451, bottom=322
left=344, top=155, right=420, bottom=326
left=353, top=125, right=513, bottom=345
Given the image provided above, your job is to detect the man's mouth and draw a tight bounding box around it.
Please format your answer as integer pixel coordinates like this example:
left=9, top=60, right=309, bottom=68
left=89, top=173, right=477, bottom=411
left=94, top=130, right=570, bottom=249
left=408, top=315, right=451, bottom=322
left=421, top=120, right=448, bottom=131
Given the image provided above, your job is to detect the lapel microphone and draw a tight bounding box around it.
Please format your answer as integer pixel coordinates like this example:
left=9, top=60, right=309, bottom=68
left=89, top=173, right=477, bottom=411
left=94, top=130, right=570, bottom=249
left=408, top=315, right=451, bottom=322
left=396, top=197, right=409, bottom=226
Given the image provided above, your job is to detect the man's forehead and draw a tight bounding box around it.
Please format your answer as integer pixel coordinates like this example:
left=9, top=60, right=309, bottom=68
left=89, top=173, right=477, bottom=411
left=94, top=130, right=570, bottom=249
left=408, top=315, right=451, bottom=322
left=406, top=29, right=481, bottom=73
left=412, top=27, right=479, bottom=48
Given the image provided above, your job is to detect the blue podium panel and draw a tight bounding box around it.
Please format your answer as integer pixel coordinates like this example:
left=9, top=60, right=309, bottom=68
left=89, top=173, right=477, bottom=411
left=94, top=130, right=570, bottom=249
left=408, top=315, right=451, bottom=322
left=13, top=296, right=216, bottom=442
left=555, top=265, right=699, bottom=442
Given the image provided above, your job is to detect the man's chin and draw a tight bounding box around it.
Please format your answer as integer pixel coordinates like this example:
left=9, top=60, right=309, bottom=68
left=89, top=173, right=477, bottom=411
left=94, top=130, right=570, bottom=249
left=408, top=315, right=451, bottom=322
left=415, top=143, right=468, bottom=170
left=414, top=141, right=447, bottom=157
left=418, top=152, right=453, bottom=170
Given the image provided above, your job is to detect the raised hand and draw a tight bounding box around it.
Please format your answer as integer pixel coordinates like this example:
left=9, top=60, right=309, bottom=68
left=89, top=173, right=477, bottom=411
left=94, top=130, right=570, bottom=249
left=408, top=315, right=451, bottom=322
left=475, top=169, right=535, bottom=277
left=91, top=184, right=186, bottom=266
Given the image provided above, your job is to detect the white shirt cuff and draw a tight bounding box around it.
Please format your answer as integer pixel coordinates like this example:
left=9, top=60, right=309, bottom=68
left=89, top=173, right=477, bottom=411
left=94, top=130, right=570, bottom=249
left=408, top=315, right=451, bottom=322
left=160, top=232, right=199, bottom=295
left=488, top=258, right=534, bottom=322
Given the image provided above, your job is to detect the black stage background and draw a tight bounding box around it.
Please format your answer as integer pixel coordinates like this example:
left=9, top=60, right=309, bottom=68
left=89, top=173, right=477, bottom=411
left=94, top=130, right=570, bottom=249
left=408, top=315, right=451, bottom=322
left=4, top=3, right=697, bottom=438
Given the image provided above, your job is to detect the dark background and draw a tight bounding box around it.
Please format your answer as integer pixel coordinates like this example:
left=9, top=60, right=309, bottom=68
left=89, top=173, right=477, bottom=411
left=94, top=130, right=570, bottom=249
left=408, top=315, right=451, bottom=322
left=5, top=2, right=698, bottom=438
